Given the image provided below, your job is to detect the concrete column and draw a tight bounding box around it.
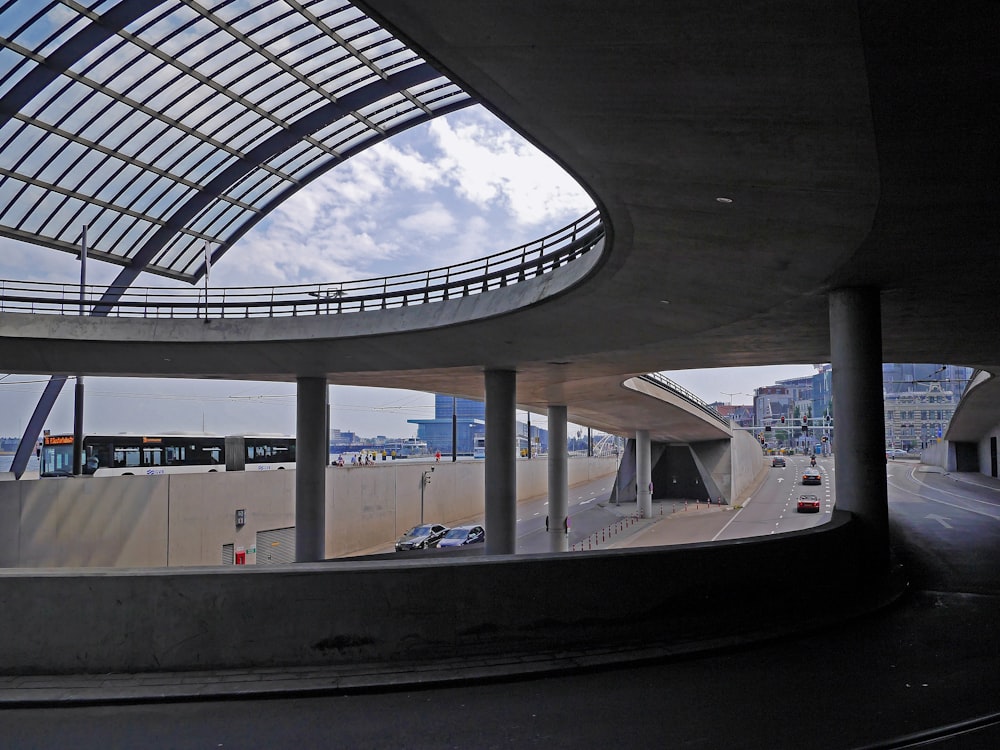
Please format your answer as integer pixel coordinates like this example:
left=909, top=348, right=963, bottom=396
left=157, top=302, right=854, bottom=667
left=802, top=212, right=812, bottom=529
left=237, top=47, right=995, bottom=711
left=295, top=377, right=328, bottom=562
left=485, top=370, right=517, bottom=555
left=547, top=405, right=569, bottom=552
left=636, top=429, right=652, bottom=518
left=829, top=287, right=889, bottom=568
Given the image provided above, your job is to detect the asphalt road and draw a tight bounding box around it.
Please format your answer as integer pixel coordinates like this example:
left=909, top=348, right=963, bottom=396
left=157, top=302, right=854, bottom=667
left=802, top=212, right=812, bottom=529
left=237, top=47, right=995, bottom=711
left=515, top=475, right=624, bottom=553
left=3, top=460, right=999, bottom=748
left=715, top=453, right=835, bottom=541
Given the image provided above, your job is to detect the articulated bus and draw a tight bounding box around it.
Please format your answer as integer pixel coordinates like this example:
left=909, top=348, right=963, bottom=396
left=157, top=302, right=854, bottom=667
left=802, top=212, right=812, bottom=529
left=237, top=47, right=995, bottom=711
left=40, top=434, right=295, bottom=477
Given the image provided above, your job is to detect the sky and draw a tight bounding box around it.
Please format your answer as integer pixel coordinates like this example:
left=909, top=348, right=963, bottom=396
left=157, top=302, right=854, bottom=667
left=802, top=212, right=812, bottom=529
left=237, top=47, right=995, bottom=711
left=0, top=106, right=815, bottom=440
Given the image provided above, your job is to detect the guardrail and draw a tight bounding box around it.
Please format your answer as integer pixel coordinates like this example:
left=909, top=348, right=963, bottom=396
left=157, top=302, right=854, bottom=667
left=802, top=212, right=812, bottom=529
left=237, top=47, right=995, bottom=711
left=639, top=372, right=730, bottom=428
left=0, top=209, right=603, bottom=319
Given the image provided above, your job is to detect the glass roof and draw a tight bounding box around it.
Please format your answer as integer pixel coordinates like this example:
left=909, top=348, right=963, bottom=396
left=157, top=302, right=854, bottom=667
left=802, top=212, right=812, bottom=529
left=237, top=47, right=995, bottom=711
left=0, top=0, right=473, bottom=282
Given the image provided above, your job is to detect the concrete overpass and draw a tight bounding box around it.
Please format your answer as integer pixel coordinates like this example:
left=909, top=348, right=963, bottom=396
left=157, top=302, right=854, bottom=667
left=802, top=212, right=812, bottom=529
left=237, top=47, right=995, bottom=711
left=0, top=0, right=997, bottom=684
left=1, top=2, right=995, bottom=446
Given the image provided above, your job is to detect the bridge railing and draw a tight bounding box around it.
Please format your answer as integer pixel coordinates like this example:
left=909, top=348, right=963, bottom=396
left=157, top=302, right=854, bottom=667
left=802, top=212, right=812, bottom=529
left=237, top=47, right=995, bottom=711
left=0, top=209, right=603, bottom=319
left=639, top=372, right=730, bottom=428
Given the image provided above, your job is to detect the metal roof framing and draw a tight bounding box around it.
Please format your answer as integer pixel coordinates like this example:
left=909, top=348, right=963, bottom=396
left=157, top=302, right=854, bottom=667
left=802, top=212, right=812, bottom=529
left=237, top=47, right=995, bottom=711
left=0, top=0, right=474, bottom=284
left=0, top=0, right=474, bottom=479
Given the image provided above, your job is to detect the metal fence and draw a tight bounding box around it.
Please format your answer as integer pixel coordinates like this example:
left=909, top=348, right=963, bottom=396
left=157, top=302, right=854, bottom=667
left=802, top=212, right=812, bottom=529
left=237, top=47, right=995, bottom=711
left=0, top=209, right=603, bottom=320
left=639, top=372, right=729, bottom=428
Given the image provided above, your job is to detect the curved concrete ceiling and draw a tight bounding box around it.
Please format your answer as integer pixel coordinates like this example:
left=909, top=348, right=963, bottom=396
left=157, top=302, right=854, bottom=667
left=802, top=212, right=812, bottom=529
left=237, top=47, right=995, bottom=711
left=1, top=1, right=997, bottom=441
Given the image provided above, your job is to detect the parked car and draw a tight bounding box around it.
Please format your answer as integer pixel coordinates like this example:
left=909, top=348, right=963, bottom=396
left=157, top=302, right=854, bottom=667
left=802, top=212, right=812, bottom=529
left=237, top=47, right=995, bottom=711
left=797, top=494, right=821, bottom=513
left=437, top=524, right=485, bottom=548
left=886, top=448, right=908, bottom=458
left=771, top=456, right=786, bottom=467
left=395, top=523, right=449, bottom=551
left=801, top=468, right=822, bottom=485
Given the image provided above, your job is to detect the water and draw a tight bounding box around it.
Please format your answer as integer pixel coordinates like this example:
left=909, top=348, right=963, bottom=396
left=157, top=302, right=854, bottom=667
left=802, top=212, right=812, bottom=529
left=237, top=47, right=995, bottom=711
left=0, top=454, right=39, bottom=473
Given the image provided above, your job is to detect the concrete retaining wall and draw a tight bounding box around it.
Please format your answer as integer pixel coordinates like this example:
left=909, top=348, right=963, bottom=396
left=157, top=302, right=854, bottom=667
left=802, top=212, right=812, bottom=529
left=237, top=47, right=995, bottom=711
left=0, top=456, right=618, bottom=568
left=731, top=428, right=766, bottom=499
left=0, top=511, right=866, bottom=676
left=920, top=440, right=949, bottom=470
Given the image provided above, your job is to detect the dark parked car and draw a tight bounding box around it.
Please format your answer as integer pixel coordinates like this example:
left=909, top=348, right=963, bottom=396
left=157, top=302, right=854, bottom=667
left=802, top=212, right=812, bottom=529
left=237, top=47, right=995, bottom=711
left=437, top=525, right=485, bottom=548
left=395, top=523, right=449, bottom=551
left=797, top=494, right=821, bottom=513
left=771, top=456, right=786, bottom=467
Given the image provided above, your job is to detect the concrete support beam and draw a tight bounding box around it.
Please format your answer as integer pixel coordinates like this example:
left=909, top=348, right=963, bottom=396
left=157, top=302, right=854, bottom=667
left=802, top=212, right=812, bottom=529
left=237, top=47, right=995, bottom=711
left=547, top=405, right=569, bottom=552
left=485, top=369, right=517, bottom=554
left=295, top=376, right=328, bottom=562
left=637, top=429, right=652, bottom=517
left=829, top=287, right=889, bottom=568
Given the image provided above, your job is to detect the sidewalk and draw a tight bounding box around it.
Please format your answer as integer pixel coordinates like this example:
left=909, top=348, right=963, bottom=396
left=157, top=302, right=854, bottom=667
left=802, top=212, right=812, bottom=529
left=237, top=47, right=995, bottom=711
left=601, top=499, right=733, bottom=550
left=0, top=641, right=710, bottom=706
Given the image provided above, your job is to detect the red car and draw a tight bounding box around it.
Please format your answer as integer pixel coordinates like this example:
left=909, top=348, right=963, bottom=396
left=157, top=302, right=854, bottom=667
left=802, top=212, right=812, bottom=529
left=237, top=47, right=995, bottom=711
left=797, top=494, right=821, bottom=513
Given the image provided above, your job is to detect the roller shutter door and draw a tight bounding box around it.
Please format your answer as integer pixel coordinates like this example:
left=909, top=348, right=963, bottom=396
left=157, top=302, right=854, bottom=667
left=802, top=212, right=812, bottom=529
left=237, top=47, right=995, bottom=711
left=256, top=526, right=296, bottom=565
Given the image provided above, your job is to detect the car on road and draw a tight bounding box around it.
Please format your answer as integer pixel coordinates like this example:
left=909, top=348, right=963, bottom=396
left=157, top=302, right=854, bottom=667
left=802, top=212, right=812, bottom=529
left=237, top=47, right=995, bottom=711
left=797, top=494, right=821, bottom=513
left=801, top=468, right=822, bottom=485
left=437, top=524, right=485, bottom=548
left=395, top=523, right=449, bottom=551
left=771, top=456, right=786, bottom=467
left=886, top=448, right=908, bottom=458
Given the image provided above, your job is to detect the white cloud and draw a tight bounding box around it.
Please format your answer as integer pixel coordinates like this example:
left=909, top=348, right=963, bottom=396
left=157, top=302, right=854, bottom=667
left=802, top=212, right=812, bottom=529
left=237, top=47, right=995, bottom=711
left=426, top=113, right=592, bottom=226
left=396, top=202, right=457, bottom=238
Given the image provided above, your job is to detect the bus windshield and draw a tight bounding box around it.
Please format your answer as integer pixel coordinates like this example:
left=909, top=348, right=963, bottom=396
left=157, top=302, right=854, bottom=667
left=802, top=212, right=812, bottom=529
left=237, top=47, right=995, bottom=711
left=40, top=439, right=74, bottom=476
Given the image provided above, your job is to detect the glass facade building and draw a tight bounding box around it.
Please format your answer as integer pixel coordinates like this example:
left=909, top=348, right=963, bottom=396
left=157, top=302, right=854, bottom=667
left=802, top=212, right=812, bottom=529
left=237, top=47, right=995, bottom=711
left=410, top=396, right=549, bottom=455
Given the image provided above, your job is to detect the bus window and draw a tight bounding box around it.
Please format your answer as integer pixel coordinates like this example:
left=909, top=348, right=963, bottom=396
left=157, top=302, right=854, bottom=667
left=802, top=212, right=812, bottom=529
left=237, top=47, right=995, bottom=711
left=40, top=444, right=73, bottom=475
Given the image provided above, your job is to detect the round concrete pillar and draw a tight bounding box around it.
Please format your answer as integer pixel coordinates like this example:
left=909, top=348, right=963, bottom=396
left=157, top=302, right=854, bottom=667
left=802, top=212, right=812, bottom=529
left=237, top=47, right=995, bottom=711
left=636, top=429, right=652, bottom=518
left=295, top=377, right=328, bottom=562
left=829, top=287, right=889, bottom=568
left=485, top=370, right=517, bottom=554
left=547, top=405, right=569, bottom=552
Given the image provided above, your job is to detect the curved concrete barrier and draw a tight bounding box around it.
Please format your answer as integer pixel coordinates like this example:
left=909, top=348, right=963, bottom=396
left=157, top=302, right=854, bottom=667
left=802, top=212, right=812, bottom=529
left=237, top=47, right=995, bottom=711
left=0, top=511, right=894, bottom=676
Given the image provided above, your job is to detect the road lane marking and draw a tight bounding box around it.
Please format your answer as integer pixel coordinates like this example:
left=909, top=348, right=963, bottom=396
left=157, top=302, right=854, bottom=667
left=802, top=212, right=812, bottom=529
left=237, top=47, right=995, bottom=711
left=926, top=514, right=953, bottom=528
left=889, top=470, right=1000, bottom=522
left=710, top=495, right=752, bottom=541
left=907, top=467, right=1000, bottom=508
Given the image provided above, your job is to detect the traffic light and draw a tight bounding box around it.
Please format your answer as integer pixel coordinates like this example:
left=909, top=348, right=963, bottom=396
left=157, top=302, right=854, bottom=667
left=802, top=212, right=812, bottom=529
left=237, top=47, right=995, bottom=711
left=765, top=424, right=772, bottom=432
left=801, top=423, right=808, bottom=432
left=780, top=416, right=785, bottom=424
left=822, top=436, right=828, bottom=443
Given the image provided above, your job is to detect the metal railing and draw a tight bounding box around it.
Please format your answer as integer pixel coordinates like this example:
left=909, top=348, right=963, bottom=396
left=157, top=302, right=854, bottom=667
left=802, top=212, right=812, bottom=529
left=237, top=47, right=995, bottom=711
left=0, top=209, right=603, bottom=320
left=639, top=372, right=730, bottom=428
